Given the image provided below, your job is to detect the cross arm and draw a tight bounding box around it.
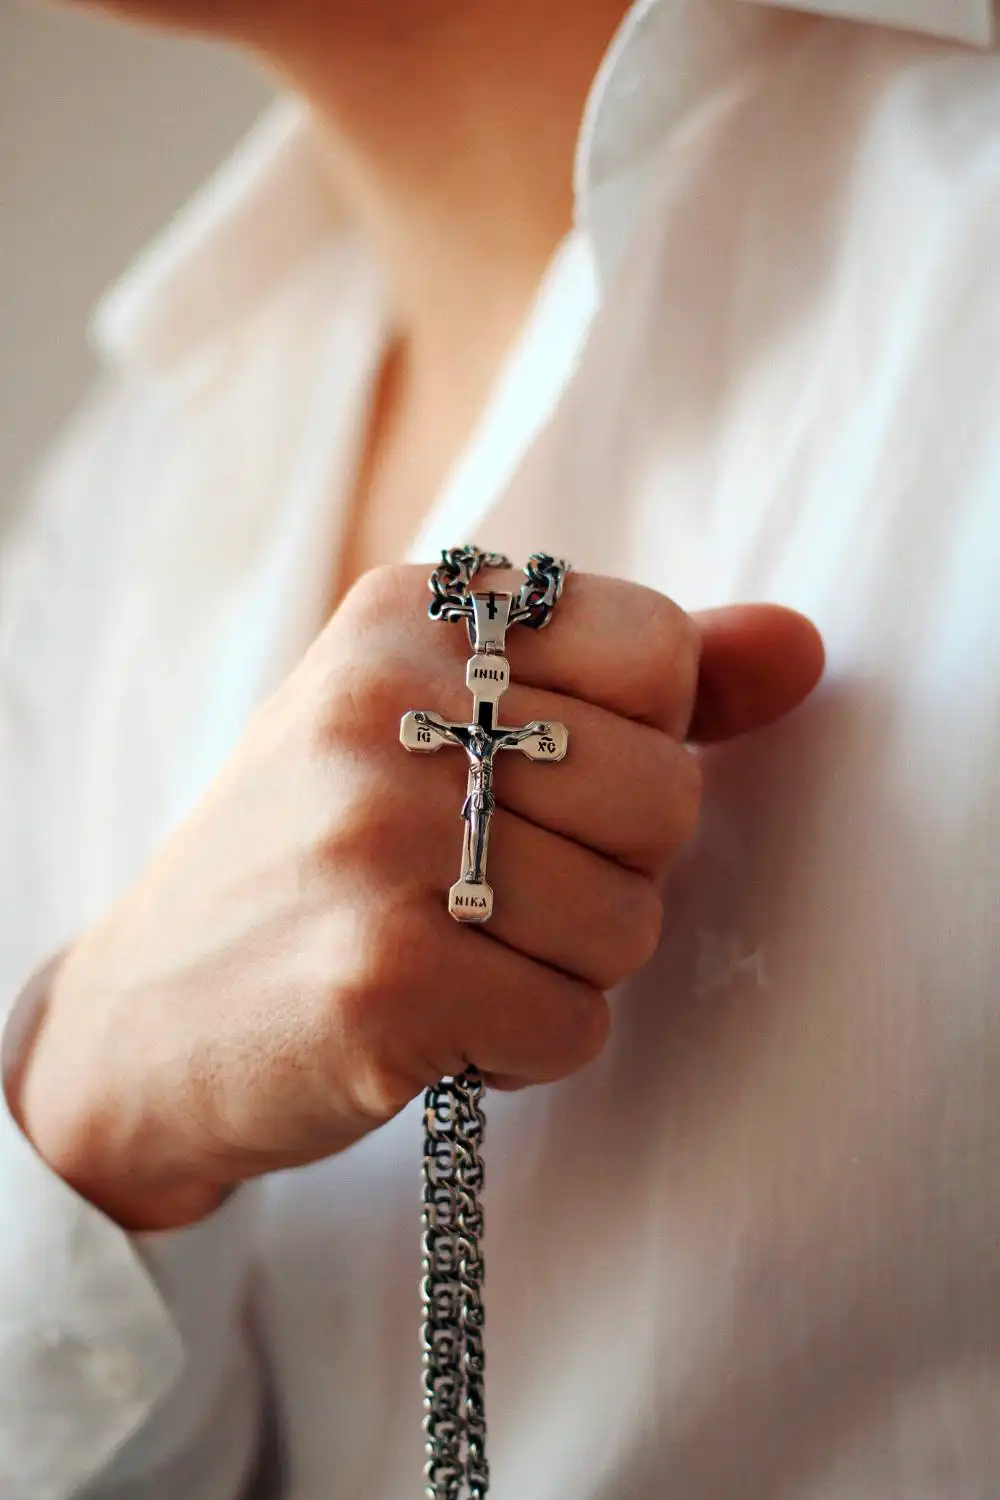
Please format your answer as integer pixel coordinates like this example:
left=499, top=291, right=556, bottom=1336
left=494, top=721, right=568, bottom=761
left=400, top=710, right=465, bottom=752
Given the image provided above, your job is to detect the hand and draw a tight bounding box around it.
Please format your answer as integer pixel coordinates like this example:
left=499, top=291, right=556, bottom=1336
left=10, top=566, right=824, bottom=1230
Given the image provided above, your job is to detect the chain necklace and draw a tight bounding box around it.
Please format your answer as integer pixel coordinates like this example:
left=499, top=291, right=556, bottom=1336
left=404, top=546, right=570, bottom=1500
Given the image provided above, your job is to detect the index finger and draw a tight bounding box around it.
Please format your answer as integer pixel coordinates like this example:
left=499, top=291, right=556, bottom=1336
left=395, top=565, right=702, bottom=740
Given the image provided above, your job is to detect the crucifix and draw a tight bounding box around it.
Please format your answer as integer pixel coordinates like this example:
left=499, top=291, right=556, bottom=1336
left=400, top=586, right=568, bottom=922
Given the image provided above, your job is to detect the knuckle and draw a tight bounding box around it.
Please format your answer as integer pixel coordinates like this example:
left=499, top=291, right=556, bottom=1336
left=669, top=745, right=704, bottom=850
left=319, top=652, right=413, bottom=750
left=540, top=980, right=611, bottom=1080
left=569, top=985, right=612, bottom=1069
left=648, top=588, right=690, bottom=642
left=646, top=597, right=701, bottom=735
left=364, top=656, right=414, bottom=733
left=313, top=772, right=396, bottom=876
left=668, top=615, right=701, bottom=738
left=337, top=1029, right=417, bottom=1124
left=339, top=563, right=411, bottom=624
left=330, top=901, right=437, bottom=1119
left=608, top=879, right=664, bottom=984
left=637, top=739, right=703, bottom=867
left=632, top=882, right=666, bottom=970
left=354, top=896, right=432, bottom=1002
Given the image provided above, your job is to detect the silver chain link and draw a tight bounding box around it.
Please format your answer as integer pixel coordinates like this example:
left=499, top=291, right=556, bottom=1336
left=421, top=1071, right=488, bottom=1500
left=421, top=546, right=568, bottom=1500
left=428, top=545, right=569, bottom=640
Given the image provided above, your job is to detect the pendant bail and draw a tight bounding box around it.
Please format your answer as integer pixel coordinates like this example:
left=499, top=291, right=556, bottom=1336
left=469, top=591, right=514, bottom=653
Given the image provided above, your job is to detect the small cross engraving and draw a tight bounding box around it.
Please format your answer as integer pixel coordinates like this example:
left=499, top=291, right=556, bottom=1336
left=401, top=590, right=567, bottom=922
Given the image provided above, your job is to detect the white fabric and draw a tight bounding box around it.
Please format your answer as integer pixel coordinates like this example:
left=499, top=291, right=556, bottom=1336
left=3, top=0, right=1000, bottom=1494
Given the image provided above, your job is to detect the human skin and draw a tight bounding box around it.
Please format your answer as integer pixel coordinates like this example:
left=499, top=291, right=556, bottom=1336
left=11, top=567, right=825, bottom=1232
left=57, top=0, right=638, bottom=584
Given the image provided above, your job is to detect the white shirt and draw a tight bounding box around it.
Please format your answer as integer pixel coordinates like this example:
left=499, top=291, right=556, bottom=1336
left=3, top=0, right=1000, bottom=1495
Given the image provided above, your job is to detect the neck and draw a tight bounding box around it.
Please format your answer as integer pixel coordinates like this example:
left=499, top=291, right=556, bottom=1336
left=246, top=0, right=627, bottom=410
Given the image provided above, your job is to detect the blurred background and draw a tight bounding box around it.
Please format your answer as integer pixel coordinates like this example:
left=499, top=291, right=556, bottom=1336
left=0, top=0, right=271, bottom=526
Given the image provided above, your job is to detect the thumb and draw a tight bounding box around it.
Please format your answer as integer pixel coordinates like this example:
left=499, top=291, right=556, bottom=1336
left=685, top=604, right=826, bottom=744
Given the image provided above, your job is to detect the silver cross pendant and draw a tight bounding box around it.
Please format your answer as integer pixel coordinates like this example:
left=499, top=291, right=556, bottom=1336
left=400, top=588, right=568, bottom=922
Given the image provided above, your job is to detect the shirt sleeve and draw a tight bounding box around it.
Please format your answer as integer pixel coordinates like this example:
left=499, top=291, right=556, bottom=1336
left=0, top=954, right=264, bottom=1500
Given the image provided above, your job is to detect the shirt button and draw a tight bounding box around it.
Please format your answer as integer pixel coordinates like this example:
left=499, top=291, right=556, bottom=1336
left=80, top=1341, right=144, bottom=1401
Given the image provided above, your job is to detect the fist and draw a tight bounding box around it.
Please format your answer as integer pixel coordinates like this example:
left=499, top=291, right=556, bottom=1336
left=11, top=566, right=824, bottom=1230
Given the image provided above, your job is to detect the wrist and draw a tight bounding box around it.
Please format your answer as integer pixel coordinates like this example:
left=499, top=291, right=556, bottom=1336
left=5, top=946, right=232, bottom=1232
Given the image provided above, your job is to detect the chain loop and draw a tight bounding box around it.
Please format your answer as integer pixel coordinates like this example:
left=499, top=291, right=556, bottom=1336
left=422, top=1072, right=488, bottom=1500
left=427, top=546, right=512, bottom=626
left=428, top=544, right=569, bottom=640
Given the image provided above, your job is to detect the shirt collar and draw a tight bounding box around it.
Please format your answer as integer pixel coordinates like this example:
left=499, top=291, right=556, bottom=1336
left=91, top=96, right=342, bottom=374
left=92, top=0, right=995, bottom=378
